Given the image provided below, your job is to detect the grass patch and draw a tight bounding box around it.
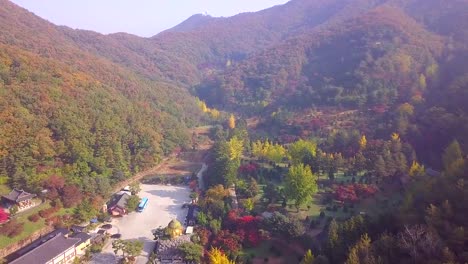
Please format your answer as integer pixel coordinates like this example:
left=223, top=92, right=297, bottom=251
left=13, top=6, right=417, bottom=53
left=0, top=202, right=50, bottom=249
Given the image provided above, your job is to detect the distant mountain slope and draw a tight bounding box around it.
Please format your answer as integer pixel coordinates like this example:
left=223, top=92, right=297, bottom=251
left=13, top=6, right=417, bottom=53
left=0, top=0, right=201, bottom=194
left=163, top=14, right=216, bottom=33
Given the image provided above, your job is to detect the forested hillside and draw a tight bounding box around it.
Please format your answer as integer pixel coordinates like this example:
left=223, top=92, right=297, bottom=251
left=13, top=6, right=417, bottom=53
left=193, top=0, right=468, bottom=165
left=0, top=0, right=202, bottom=197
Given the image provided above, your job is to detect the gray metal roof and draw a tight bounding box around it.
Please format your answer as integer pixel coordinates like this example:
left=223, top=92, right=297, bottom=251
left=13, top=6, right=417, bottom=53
left=11, top=234, right=80, bottom=264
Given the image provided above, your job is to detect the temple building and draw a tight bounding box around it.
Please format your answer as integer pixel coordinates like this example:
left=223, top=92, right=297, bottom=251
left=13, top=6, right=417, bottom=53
left=2, top=189, right=36, bottom=211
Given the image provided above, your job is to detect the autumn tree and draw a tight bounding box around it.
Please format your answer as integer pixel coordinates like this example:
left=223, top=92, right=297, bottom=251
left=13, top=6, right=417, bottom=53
left=208, top=247, right=235, bottom=264
left=242, top=198, right=254, bottom=212
left=62, top=185, right=82, bottom=207
left=408, top=161, right=425, bottom=177
left=284, top=164, right=318, bottom=208
left=346, top=234, right=379, bottom=264
left=359, top=135, right=367, bottom=150
left=442, top=140, right=465, bottom=176
left=228, top=114, right=236, bottom=129
left=301, top=249, right=315, bottom=264
left=0, top=207, right=10, bottom=222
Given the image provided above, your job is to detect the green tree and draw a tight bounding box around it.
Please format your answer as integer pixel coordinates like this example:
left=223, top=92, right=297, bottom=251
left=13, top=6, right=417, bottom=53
left=209, top=218, right=222, bottom=235
left=374, top=155, right=386, bottom=178
left=126, top=195, right=140, bottom=212
left=263, top=182, right=279, bottom=204
left=242, top=198, right=254, bottom=212
left=284, top=164, right=318, bottom=208
left=123, top=240, right=144, bottom=258
left=178, top=242, right=204, bottom=263
left=442, top=140, right=465, bottom=176
left=9, top=205, right=18, bottom=216
left=197, top=211, right=209, bottom=226
left=289, top=139, right=317, bottom=165
left=74, top=200, right=97, bottom=223
left=129, top=181, right=141, bottom=195
left=112, top=239, right=125, bottom=256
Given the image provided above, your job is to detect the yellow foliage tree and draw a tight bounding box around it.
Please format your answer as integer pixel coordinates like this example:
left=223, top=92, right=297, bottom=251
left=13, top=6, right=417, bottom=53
left=210, top=109, right=220, bottom=119
left=300, top=249, right=315, bottom=264
left=409, top=161, right=425, bottom=177
left=398, top=103, right=414, bottom=116
left=209, top=247, right=235, bottom=264
left=228, top=114, right=236, bottom=129
left=227, top=136, right=244, bottom=161
left=391, top=133, right=400, bottom=141
left=359, top=135, right=367, bottom=150
left=419, top=74, right=427, bottom=90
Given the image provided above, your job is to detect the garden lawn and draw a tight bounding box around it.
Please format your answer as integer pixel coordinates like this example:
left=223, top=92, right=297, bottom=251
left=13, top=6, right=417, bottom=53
left=0, top=202, right=50, bottom=249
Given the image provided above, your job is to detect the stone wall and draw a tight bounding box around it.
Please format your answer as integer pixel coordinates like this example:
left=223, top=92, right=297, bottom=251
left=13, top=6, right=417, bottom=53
left=1, top=225, right=54, bottom=259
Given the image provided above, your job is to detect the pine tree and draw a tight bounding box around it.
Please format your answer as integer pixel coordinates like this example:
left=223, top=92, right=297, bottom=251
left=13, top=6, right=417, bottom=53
left=375, top=155, right=386, bottom=178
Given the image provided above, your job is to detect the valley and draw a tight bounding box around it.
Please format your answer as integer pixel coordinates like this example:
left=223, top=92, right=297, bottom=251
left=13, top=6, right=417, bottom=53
left=0, top=0, right=467, bottom=263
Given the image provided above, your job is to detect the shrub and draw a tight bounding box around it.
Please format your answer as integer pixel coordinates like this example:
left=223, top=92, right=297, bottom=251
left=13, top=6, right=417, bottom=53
left=28, top=214, right=40, bottom=222
left=90, top=242, right=104, bottom=253
left=39, top=207, right=59, bottom=218
left=319, top=211, right=326, bottom=218
left=0, top=220, right=24, bottom=237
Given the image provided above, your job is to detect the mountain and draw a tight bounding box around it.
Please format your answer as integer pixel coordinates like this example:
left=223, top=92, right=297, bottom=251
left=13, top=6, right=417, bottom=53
left=163, top=14, right=216, bottom=33
left=0, top=0, right=202, bottom=196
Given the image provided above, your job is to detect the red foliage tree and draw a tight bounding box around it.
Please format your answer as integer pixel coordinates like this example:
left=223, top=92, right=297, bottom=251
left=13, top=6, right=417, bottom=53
left=0, top=207, right=9, bottom=223
left=189, top=180, right=198, bottom=191
left=197, top=227, right=212, bottom=246
left=212, top=230, right=242, bottom=254
left=334, top=184, right=378, bottom=203
left=224, top=210, right=264, bottom=247
left=62, top=185, right=83, bottom=208
left=43, top=175, right=65, bottom=200
left=238, top=163, right=259, bottom=175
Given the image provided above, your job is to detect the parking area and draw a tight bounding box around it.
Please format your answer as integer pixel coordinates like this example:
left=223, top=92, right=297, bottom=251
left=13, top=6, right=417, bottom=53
left=92, top=184, right=190, bottom=264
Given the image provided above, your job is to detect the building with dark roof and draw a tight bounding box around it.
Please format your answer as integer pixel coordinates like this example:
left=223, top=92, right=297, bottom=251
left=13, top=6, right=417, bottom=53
left=108, top=193, right=130, bottom=216
left=11, top=233, right=80, bottom=264
left=70, top=232, right=92, bottom=255
left=13, top=228, right=69, bottom=258
left=2, top=189, right=36, bottom=210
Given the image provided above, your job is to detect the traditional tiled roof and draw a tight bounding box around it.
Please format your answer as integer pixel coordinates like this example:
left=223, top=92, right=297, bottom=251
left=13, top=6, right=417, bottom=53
left=109, top=193, right=130, bottom=210
left=2, top=189, right=36, bottom=203
left=11, top=234, right=80, bottom=264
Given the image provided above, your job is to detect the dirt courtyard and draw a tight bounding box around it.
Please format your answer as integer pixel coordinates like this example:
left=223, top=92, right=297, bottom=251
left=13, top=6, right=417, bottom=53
left=92, top=184, right=191, bottom=264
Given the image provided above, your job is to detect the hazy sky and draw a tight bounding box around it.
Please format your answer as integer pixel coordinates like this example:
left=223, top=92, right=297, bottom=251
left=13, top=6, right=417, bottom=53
left=11, top=0, right=290, bottom=37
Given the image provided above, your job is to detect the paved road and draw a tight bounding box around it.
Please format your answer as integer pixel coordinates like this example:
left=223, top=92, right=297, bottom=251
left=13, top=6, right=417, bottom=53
left=197, top=163, right=207, bottom=191
left=91, top=184, right=190, bottom=264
